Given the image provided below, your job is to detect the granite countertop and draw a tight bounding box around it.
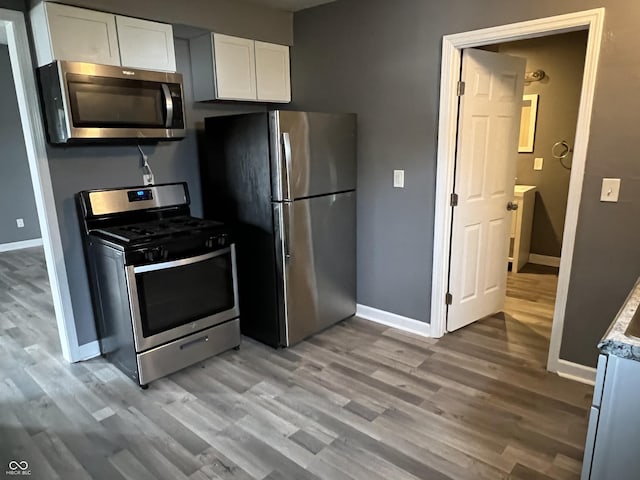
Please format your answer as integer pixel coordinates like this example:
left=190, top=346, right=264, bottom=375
left=598, top=277, right=640, bottom=361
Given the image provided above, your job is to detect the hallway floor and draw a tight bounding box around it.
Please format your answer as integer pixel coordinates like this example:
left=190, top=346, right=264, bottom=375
left=0, top=250, right=592, bottom=480
left=506, top=263, right=560, bottom=348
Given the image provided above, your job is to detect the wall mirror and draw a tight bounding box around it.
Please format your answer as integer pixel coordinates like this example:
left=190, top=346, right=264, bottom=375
left=518, top=93, right=539, bottom=153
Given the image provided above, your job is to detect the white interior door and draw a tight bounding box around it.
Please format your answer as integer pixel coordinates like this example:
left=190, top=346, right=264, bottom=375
left=447, top=48, right=525, bottom=332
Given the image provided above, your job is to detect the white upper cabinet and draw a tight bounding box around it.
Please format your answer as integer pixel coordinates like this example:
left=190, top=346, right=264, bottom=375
left=190, top=33, right=291, bottom=103
left=30, top=2, right=177, bottom=72
left=213, top=33, right=257, bottom=101
left=255, top=41, right=291, bottom=103
left=31, top=2, right=120, bottom=66
left=116, top=16, right=176, bottom=72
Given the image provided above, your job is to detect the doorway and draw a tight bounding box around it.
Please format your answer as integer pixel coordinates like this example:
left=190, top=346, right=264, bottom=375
left=0, top=9, right=81, bottom=362
left=502, top=30, right=588, bottom=376
left=430, top=9, right=605, bottom=384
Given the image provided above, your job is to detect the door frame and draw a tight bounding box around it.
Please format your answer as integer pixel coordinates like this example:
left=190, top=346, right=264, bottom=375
left=430, top=9, right=605, bottom=380
left=1, top=9, right=85, bottom=362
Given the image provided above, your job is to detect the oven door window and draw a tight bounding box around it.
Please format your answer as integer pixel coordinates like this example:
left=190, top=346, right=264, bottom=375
left=66, top=74, right=172, bottom=128
left=135, top=254, right=235, bottom=337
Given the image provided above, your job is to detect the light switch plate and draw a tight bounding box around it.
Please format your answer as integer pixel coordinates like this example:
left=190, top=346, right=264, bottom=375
left=534, top=157, right=544, bottom=170
left=16, top=218, right=24, bottom=228
left=393, top=170, right=405, bottom=188
left=600, top=178, right=621, bottom=202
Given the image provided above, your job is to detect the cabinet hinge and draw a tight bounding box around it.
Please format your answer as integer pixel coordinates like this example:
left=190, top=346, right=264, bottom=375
left=445, top=293, right=453, bottom=305
left=450, top=193, right=459, bottom=207
left=457, top=81, right=466, bottom=96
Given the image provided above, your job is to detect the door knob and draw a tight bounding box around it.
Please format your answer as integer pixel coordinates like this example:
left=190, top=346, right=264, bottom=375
left=507, top=201, right=519, bottom=211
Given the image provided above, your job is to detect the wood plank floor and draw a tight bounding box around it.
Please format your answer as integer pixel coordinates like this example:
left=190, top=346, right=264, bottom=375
left=0, top=249, right=593, bottom=480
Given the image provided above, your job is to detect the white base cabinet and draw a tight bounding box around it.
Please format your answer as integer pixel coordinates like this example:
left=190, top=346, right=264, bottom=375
left=509, top=185, right=536, bottom=273
left=582, top=354, right=640, bottom=479
left=30, top=2, right=176, bottom=72
left=190, top=33, right=291, bottom=103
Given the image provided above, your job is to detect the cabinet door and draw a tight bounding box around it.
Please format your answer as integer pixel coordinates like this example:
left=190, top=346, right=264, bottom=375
left=116, top=16, right=176, bottom=72
left=43, top=3, right=120, bottom=66
left=213, top=33, right=257, bottom=101
left=255, top=41, right=291, bottom=102
left=581, top=406, right=600, bottom=480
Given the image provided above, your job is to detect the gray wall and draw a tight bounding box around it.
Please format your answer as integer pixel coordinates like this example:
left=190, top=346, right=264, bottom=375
left=497, top=31, right=588, bottom=258
left=292, top=0, right=640, bottom=368
left=49, top=38, right=268, bottom=345
left=0, top=0, right=24, bottom=10
left=0, top=45, right=41, bottom=244
left=28, top=0, right=293, bottom=45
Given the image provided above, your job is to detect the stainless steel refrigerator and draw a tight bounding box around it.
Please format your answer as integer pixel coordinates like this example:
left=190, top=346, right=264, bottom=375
left=202, top=111, right=357, bottom=347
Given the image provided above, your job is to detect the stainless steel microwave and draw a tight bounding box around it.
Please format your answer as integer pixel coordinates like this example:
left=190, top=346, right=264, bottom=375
left=37, top=61, right=186, bottom=144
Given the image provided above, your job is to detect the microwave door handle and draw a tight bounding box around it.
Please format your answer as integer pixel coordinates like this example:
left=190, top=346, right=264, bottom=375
left=161, top=84, right=173, bottom=128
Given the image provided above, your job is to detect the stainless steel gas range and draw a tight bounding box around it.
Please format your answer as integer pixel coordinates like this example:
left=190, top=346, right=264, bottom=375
left=77, top=182, right=240, bottom=388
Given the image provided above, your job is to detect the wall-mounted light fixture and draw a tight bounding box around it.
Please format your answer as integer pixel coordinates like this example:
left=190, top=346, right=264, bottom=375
left=524, top=69, right=546, bottom=82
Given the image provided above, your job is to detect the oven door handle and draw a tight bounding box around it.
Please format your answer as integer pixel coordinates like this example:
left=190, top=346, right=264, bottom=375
left=161, top=84, right=174, bottom=129
left=133, top=248, right=230, bottom=274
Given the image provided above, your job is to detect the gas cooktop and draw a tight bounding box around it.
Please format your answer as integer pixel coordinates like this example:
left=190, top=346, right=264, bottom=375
left=93, top=216, right=224, bottom=244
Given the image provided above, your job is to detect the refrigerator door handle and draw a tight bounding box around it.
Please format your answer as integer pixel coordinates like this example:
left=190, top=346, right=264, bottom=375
left=283, top=201, right=292, bottom=261
left=282, top=132, right=292, bottom=201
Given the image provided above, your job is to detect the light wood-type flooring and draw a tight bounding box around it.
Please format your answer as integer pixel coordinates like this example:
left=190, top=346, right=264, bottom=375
left=0, top=249, right=593, bottom=480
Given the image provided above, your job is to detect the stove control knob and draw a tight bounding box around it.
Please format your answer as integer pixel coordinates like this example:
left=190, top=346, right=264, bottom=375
left=144, top=247, right=165, bottom=262
left=219, top=234, right=230, bottom=247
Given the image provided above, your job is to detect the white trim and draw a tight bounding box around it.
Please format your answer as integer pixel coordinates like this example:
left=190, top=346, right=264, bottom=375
left=1, top=9, right=84, bottom=362
left=357, top=304, right=432, bottom=337
left=0, top=238, right=43, bottom=252
left=546, top=10, right=605, bottom=376
left=529, top=254, right=561, bottom=268
left=430, top=8, right=605, bottom=381
left=75, top=340, right=101, bottom=361
left=556, top=359, right=596, bottom=385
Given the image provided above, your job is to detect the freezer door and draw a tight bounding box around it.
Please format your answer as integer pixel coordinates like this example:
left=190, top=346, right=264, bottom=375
left=273, top=191, right=356, bottom=346
left=270, top=111, right=357, bottom=201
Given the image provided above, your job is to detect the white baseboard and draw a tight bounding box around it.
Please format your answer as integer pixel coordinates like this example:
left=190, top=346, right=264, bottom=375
left=0, top=238, right=43, bottom=253
left=356, top=304, right=431, bottom=337
left=529, top=254, right=561, bottom=268
left=75, top=340, right=100, bottom=361
left=555, top=358, right=596, bottom=385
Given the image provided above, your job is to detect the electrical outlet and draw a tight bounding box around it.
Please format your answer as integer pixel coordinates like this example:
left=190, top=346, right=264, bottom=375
left=534, top=157, right=544, bottom=170
left=16, top=218, right=24, bottom=228
left=143, top=173, right=155, bottom=185
left=600, top=178, right=621, bottom=202
left=393, top=170, right=405, bottom=188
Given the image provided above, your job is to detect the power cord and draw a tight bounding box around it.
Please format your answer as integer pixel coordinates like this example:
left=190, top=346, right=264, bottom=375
left=137, top=145, right=155, bottom=185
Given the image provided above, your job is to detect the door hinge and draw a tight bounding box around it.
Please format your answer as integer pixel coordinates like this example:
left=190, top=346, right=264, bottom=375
left=457, top=81, right=466, bottom=96
left=445, top=293, right=453, bottom=305
left=450, top=193, right=459, bottom=207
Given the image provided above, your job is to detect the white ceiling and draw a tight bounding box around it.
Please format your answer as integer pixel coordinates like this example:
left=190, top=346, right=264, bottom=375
left=237, top=0, right=336, bottom=12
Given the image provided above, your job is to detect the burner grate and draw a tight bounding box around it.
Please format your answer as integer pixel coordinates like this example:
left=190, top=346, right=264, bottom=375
left=93, top=216, right=223, bottom=244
